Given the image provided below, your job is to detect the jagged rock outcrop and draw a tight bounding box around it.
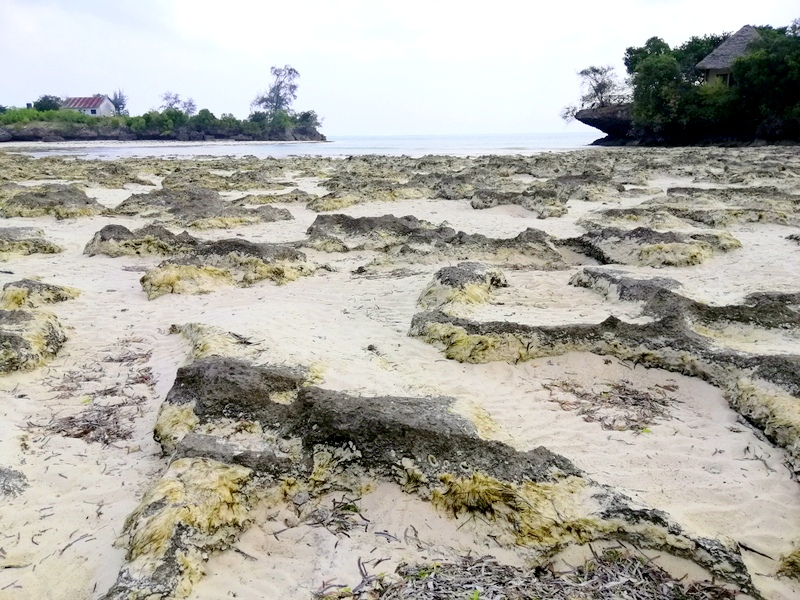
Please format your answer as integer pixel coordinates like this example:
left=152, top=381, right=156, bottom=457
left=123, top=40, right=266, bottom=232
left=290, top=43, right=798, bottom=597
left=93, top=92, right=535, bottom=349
left=84, top=224, right=200, bottom=257
left=560, top=226, right=741, bottom=267
left=411, top=267, right=800, bottom=476
left=575, top=104, right=634, bottom=141
left=0, top=227, right=62, bottom=260
left=113, top=187, right=293, bottom=229
left=306, top=214, right=567, bottom=270
left=140, top=239, right=315, bottom=299
left=102, top=348, right=758, bottom=599
left=0, top=185, right=106, bottom=219
left=1, top=279, right=80, bottom=309
left=0, top=309, right=67, bottom=374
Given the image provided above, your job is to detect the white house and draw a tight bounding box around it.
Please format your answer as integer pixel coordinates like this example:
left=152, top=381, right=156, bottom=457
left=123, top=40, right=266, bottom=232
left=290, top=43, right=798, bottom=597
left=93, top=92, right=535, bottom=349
left=62, top=96, right=116, bottom=117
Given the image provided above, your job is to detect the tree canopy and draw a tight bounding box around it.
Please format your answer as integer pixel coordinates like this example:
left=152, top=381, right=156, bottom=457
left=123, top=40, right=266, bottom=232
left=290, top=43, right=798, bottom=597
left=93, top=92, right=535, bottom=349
left=252, top=65, right=300, bottom=115
left=33, top=95, right=62, bottom=112
left=569, top=18, right=800, bottom=141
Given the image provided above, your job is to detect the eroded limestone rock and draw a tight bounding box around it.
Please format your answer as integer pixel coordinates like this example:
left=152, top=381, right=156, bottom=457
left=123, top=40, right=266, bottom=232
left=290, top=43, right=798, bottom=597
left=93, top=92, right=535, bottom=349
left=561, top=227, right=741, bottom=267
left=417, top=262, right=508, bottom=313
left=0, top=309, right=66, bottom=374
left=140, top=239, right=315, bottom=299
left=1, top=279, right=80, bottom=309
left=306, top=214, right=566, bottom=270
left=0, top=185, right=106, bottom=219
left=114, top=186, right=293, bottom=229
left=0, top=227, right=62, bottom=261
left=84, top=224, right=200, bottom=257
left=104, top=353, right=759, bottom=599
left=412, top=267, right=800, bottom=476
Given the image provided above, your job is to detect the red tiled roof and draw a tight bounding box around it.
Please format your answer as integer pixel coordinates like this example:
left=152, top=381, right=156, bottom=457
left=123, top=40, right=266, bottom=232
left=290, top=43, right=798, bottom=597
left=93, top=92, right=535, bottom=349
left=63, top=97, right=107, bottom=109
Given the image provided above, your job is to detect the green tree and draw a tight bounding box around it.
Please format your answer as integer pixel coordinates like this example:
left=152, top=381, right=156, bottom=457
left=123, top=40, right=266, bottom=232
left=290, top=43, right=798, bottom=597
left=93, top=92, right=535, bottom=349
left=189, top=108, right=218, bottom=132
left=33, top=95, right=62, bottom=111
left=672, top=34, right=730, bottom=83
left=631, top=54, right=684, bottom=131
left=624, top=37, right=671, bottom=75
left=110, top=89, right=128, bottom=116
left=252, top=65, right=300, bottom=115
left=560, top=65, right=628, bottom=122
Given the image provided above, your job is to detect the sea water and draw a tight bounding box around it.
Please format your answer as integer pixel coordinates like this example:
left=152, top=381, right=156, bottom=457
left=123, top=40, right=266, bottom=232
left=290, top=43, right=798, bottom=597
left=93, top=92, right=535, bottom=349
left=6, top=131, right=601, bottom=159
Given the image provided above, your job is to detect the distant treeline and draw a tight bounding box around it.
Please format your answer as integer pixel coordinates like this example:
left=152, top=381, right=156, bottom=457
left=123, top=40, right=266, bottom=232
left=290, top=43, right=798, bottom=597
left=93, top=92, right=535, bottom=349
left=0, top=65, right=325, bottom=142
left=0, top=106, right=324, bottom=142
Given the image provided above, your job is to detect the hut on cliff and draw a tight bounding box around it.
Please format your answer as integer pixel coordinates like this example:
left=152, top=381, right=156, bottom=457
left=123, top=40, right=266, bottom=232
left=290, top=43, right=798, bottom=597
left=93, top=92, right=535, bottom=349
left=696, top=25, right=762, bottom=86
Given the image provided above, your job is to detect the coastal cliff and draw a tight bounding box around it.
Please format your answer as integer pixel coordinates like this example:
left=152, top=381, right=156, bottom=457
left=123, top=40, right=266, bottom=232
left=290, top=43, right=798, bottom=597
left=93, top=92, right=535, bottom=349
left=575, top=104, right=634, bottom=144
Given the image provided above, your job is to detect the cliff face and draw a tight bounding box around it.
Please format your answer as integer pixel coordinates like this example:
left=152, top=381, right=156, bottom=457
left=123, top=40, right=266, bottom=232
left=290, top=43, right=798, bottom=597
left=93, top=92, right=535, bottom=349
left=575, top=104, right=633, bottom=142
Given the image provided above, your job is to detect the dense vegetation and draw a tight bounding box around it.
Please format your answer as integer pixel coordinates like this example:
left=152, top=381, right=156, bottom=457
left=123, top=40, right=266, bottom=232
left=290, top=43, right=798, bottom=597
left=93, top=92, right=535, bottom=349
left=566, top=18, right=800, bottom=143
left=0, top=65, right=324, bottom=142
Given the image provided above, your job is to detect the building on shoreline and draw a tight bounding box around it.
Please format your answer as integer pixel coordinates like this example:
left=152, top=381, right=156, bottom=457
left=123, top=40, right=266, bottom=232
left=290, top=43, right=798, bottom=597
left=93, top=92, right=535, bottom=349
left=696, top=25, right=762, bottom=86
left=62, top=96, right=116, bottom=117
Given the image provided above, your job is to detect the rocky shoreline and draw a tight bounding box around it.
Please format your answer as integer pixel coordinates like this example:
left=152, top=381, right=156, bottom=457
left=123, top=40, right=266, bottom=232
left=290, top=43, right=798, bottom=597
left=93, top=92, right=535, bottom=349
left=0, top=147, right=799, bottom=599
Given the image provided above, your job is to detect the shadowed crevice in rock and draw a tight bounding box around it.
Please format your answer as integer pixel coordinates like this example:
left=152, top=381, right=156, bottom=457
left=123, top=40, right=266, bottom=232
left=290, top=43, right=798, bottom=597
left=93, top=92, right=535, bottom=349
left=113, top=186, right=293, bottom=229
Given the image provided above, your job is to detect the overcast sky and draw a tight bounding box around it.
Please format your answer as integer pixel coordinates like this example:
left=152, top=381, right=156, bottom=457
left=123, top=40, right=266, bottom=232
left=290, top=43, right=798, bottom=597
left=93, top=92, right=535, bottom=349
left=1, top=1, right=796, bottom=136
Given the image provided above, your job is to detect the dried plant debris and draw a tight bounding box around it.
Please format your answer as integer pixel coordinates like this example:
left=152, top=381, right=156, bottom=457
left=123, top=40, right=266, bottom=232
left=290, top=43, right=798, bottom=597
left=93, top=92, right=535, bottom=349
left=1, top=279, right=80, bottom=309
left=0, top=309, right=66, bottom=374
left=0, top=226, right=62, bottom=260
left=140, top=239, right=316, bottom=299
left=0, top=466, right=28, bottom=498
left=46, top=397, right=145, bottom=445
left=545, top=379, right=676, bottom=432
left=324, top=549, right=738, bottom=600
left=113, top=186, right=293, bottom=228
left=0, top=184, right=106, bottom=219
left=84, top=223, right=200, bottom=257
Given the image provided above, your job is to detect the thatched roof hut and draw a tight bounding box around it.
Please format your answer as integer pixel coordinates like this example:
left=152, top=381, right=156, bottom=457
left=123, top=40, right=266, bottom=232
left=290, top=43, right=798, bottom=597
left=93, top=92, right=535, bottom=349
left=697, top=25, right=762, bottom=71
